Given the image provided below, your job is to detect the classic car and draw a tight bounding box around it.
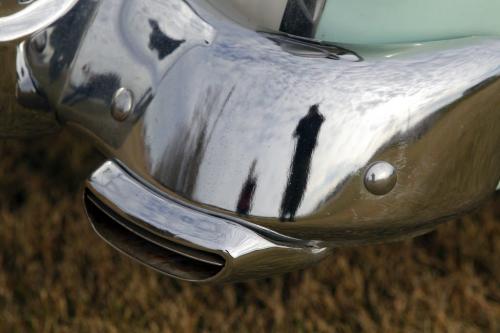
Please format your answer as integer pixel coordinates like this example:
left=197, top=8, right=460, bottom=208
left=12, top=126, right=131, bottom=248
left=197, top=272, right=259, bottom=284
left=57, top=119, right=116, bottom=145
left=1, top=0, right=499, bottom=282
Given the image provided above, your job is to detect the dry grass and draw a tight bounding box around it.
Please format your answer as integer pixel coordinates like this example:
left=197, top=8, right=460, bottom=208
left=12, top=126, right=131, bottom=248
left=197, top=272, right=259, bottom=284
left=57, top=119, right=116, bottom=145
left=0, top=131, right=499, bottom=332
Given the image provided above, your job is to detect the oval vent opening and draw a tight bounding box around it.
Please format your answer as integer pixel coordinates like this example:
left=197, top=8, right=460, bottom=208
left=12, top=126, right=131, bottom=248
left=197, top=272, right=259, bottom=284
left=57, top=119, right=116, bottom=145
left=84, top=190, right=225, bottom=281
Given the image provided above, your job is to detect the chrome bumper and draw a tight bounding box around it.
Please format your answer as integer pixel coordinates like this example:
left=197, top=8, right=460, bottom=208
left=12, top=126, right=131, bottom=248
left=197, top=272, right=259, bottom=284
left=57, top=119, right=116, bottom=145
left=2, top=0, right=500, bottom=281
left=85, top=161, right=328, bottom=282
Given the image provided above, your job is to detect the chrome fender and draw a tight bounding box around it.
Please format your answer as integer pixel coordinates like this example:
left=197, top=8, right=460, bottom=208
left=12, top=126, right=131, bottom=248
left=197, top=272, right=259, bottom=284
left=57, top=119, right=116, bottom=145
left=1, top=0, right=500, bottom=281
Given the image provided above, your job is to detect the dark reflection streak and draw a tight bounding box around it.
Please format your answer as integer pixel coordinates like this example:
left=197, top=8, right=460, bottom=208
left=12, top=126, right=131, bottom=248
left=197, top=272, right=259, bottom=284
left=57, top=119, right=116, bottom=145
left=204, top=87, right=235, bottom=145
left=62, top=72, right=121, bottom=106
left=155, top=86, right=235, bottom=197
left=236, top=159, right=258, bottom=216
left=134, top=87, right=154, bottom=115
left=48, top=1, right=98, bottom=82
left=280, top=104, right=325, bottom=222
left=148, top=19, right=185, bottom=60
left=280, top=0, right=321, bottom=38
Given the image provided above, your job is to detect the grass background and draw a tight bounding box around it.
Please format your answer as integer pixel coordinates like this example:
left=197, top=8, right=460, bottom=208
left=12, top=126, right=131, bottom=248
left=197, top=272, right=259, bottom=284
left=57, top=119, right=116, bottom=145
left=0, top=131, right=498, bottom=332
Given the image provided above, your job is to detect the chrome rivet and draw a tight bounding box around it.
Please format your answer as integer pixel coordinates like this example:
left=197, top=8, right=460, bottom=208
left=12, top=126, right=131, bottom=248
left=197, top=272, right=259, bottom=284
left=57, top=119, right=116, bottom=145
left=364, top=161, right=397, bottom=196
left=111, top=88, right=134, bottom=121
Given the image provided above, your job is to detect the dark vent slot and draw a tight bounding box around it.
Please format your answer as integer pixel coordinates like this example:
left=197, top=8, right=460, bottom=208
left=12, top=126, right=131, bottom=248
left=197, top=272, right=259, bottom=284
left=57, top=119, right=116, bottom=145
left=84, top=191, right=224, bottom=281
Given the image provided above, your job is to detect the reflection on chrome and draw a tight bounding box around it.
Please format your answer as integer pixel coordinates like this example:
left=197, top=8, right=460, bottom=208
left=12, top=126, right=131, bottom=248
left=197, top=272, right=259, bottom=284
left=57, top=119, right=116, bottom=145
left=280, top=104, right=325, bottom=222
left=1, top=0, right=500, bottom=281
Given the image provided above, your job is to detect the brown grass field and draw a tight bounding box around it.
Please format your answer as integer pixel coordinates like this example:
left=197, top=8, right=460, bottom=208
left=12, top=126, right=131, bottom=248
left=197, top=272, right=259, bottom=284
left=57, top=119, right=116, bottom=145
left=0, top=131, right=499, bottom=332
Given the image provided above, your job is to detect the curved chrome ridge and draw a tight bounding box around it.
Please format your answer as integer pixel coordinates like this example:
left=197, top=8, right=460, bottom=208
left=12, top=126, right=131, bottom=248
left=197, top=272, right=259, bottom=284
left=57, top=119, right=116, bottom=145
left=1, top=0, right=500, bottom=281
left=0, top=0, right=79, bottom=42
left=85, top=161, right=328, bottom=282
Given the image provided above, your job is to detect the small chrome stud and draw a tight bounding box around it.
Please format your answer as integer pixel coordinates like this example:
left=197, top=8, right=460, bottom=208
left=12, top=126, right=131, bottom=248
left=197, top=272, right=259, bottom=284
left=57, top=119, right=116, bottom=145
left=364, top=161, right=397, bottom=196
left=111, top=88, right=134, bottom=121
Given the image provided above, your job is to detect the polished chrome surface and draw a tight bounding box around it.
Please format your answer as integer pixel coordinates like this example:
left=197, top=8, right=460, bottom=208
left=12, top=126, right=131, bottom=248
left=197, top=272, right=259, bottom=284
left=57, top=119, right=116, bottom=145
left=364, top=161, right=397, bottom=196
left=279, top=0, right=326, bottom=38
left=15, top=41, right=49, bottom=110
left=2, top=0, right=500, bottom=280
left=20, top=0, right=500, bottom=245
left=86, top=161, right=328, bottom=282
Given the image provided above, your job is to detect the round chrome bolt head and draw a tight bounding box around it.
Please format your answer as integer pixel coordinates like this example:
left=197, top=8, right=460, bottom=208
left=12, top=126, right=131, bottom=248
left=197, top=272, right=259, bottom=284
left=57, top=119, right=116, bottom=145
left=364, top=161, right=397, bottom=196
left=111, top=88, right=134, bottom=121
